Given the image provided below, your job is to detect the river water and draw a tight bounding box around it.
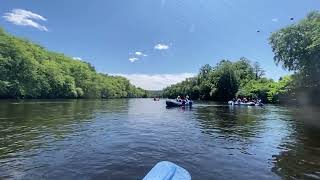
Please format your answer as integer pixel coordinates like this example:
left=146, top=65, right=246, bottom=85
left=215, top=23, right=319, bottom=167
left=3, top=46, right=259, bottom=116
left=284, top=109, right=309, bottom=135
left=0, top=99, right=319, bottom=180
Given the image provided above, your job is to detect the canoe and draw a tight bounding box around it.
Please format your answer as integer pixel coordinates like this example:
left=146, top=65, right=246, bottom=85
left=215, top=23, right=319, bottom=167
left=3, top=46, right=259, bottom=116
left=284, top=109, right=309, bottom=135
left=228, top=101, right=263, bottom=106
left=166, top=100, right=193, bottom=107
left=143, top=161, right=191, bottom=180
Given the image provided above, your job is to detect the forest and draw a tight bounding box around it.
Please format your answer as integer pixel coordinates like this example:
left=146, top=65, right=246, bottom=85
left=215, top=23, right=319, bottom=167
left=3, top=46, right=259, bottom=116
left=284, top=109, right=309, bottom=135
left=164, top=11, right=320, bottom=104
left=163, top=58, right=292, bottom=103
left=1, top=10, right=319, bottom=103
left=0, top=28, right=148, bottom=99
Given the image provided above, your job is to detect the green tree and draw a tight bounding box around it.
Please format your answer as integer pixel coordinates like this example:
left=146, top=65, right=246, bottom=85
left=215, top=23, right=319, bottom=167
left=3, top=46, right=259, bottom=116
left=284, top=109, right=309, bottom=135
left=163, top=58, right=291, bottom=103
left=269, top=11, right=320, bottom=104
left=211, top=61, right=239, bottom=101
left=253, top=62, right=265, bottom=80
left=233, top=57, right=255, bottom=86
left=0, top=27, right=147, bottom=99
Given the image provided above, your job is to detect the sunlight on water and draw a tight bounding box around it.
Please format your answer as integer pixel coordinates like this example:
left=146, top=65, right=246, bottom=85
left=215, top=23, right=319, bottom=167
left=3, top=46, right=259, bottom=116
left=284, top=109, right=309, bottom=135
left=0, top=99, right=319, bottom=180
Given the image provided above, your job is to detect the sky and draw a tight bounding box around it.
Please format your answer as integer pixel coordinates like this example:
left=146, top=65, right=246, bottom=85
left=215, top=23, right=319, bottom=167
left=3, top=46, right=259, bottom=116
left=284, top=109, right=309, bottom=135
left=1, top=0, right=319, bottom=90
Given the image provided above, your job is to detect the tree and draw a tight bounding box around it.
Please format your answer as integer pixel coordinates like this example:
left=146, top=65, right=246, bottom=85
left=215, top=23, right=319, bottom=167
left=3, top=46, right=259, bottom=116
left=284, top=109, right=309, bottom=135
left=163, top=58, right=291, bottom=103
left=269, top=11, right=320, bottom=105
left=253, top=62, right=265, bottom=80
left=0, top=27, right=147, bottom=99
left=269, top=11, right=320, bottom=85
left=233, top=57, right=255, bottom=86
left=199, top=64, right=212, bottom=80
left=211, top=61, right=239, bottom=101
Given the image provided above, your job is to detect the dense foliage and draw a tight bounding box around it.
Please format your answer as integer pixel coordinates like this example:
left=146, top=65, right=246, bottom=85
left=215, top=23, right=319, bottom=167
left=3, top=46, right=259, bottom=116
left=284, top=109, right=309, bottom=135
left=164, top=11, right=320, bottom=104
left=163, top=58, right=292, bottom=103
left=0, top=28, right=147, bottom=99
left=270, top=11, right=320, bottom=105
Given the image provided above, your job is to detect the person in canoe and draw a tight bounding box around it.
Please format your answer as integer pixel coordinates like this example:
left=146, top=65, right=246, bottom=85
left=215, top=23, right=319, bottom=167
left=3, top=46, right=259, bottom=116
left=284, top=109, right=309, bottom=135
left=181, top=95, right=189, bottom=106
left=176, top=96, right=182, bottom=102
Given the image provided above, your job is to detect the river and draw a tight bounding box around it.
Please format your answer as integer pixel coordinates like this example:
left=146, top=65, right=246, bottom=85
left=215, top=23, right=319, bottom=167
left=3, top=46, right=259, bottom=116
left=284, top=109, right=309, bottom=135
left=0, top=99, right=319, bottom=180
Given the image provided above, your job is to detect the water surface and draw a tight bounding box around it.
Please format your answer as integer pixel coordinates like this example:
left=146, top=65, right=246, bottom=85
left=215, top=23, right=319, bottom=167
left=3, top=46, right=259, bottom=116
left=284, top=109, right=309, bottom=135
left=0, top=99, right=319, bottom=180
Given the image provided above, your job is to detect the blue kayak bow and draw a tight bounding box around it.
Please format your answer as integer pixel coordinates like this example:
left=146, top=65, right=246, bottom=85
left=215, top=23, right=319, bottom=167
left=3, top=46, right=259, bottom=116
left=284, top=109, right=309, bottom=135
left=143, top=161, right=191, bottom=180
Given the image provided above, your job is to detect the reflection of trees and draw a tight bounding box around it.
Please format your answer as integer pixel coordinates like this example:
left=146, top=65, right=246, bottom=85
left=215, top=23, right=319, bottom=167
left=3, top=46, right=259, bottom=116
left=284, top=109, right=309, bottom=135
left=271, top=125, right=320, bottom=180
left=196, top=105, right=320, bottom=179
left=0, top=99, right=128, bottom=158
left=195, top=106, right=266, bottom=139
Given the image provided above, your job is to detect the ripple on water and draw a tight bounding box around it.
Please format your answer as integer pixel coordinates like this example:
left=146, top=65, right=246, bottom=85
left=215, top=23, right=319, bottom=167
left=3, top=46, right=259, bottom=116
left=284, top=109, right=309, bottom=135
left=0, top=99, right=319, bottom=180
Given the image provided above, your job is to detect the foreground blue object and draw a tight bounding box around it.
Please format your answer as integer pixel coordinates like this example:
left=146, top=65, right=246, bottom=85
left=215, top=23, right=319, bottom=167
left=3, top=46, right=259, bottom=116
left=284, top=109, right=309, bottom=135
left=166, top=100, right=193, bottom=107
left=143, top=161, right=191, bottom=180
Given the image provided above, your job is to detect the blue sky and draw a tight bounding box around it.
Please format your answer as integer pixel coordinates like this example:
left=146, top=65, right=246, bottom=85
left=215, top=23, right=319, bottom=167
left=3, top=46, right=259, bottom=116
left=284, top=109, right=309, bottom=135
left=1, top=0, right=319, bottom=90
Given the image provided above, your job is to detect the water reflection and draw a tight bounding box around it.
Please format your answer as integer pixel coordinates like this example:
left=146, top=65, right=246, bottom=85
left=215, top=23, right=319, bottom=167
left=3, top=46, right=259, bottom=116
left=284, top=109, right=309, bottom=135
left=0, top=100, right=127, bottom=150
left=272, top=124, right=320, bottom=180
left=0, top=99, right=319, bottom=180
left=195, top=105, right=265, bottom=139
left=0, top=99, right=129, bottom=178
left=195, top=104, right=320, bottom=179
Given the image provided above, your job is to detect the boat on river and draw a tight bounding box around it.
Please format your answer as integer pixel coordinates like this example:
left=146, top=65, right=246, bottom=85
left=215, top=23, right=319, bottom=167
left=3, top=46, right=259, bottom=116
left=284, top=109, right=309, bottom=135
left=228, top=101, right=263, bottom=106
left=166, top=99, right=193, bottom=107
left=143, top=161, right=191, bottom=180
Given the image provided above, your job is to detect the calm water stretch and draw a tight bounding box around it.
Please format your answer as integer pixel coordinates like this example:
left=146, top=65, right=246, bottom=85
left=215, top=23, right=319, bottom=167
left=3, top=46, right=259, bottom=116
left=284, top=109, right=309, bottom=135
left=0, top=99, right=319, bottom=180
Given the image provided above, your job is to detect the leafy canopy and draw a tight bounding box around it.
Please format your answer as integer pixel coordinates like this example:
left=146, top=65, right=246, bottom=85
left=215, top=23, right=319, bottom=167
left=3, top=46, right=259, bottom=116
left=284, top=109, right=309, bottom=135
left=0, top=27, right=147, bottom=99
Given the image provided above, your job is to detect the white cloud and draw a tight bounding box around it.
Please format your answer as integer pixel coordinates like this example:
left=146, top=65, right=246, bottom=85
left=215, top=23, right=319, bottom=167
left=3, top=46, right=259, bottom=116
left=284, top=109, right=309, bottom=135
left=135, top=51, right=147, bottom=57
left=129, top=57, right=139, bottom=63
left=3, top=9, right=48, bottom=31
left=111, top=73, right=196, bottom=90
left=154, top=43, right=169, bottom=50
left=272, top=18, right=279, bottom=22
left=73, top=57, right=82, bottom=60
left=135, top=52, right=142, bottom=56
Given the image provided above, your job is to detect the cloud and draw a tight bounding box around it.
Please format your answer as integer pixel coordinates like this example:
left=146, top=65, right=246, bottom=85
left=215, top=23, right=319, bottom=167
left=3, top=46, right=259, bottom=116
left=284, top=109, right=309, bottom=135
left=111, top=73, right=196, bottom=90
left=154, top=44, right=169, bottom=50
left=128, top=51, right=147, bottom=63
left=135, top=51, right=147, bottom=57
left=129, top=57, right=139, bottom=63
left=73, top=57, right=82, bottom=60
left=3, top=9, right=48, bottom=31
left=272, top=18, right=279, bottom=22
left=135, top=52, right=143, bottom=56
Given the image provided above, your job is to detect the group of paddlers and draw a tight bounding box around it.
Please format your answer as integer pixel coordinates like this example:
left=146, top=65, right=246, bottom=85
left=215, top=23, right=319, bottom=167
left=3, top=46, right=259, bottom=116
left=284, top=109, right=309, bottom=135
left=176, top=95, right=190, bottom=103
left=230, top=97, right=262, bottom=104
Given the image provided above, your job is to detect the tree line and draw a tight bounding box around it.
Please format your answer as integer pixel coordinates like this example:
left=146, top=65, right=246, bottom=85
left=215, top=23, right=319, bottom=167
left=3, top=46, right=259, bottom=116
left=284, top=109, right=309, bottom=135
left=0, top=28, right=147, bottom=99
left=164, top=11, right=320, bottom=104
left=270, top=11, right=320, bottom=105
left=1, top=10, right=319, bottom=102
left=163, top=58, right=292, bottom=103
